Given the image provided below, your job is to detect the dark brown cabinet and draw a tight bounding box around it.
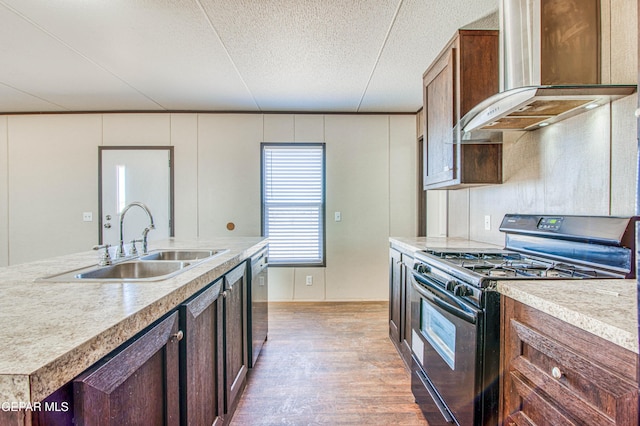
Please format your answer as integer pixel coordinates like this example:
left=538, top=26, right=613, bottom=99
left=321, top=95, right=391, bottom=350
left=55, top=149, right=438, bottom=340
left=388, top=247, right=413, bottom=368
left=180, top=280, right=224, bottom=426
left=423, top=29, right=501, bottom=190
left=501, top=297, right=638, bottom=425
left=222, top=263, right=248, bottom=418
left=73, top=311, right=181, bottom=426
left=389, top=247, right=402, bottom=346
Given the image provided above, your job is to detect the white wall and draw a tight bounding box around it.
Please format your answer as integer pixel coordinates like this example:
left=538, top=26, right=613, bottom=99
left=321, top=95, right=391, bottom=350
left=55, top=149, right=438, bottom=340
left=7, top=115, right=101, bottom=264
left=0, top=112, right=416, bottom=301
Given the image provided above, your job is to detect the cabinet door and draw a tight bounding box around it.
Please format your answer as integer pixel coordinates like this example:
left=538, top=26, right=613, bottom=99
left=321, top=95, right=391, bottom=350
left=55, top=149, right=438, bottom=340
left=400, top=253, right=413, bottom=365
left=223, top=263, right=248, bottom=417
left=502, top=298, right=638, bottom=425
left=73, top=312, right=181, bottom=426
left=180, top=280, right=224, bottom=426
left=388, top=248, right=402, bottom=346
left=422, top=30, right=500, bottom=190
left=423, top=46, right=456, bottom=187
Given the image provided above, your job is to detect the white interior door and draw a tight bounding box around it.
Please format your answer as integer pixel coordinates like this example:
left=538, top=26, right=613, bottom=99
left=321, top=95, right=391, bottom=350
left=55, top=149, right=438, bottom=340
left=100, top=148, right=172, bottom=248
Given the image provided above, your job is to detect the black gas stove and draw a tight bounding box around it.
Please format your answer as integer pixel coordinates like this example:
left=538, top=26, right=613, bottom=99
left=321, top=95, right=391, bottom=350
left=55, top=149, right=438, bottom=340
left=416, top=214, right=636, bottom=291
left=409, top=214, right=637, bottom=426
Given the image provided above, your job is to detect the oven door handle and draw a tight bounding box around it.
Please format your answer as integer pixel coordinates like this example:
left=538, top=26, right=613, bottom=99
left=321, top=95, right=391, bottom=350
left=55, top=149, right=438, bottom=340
left=411, top=272, right=478, bottom=324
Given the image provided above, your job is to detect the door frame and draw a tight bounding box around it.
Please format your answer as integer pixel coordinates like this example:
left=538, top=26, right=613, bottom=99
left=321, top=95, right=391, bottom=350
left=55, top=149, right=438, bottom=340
left=98, top=146, right=175, bottom=244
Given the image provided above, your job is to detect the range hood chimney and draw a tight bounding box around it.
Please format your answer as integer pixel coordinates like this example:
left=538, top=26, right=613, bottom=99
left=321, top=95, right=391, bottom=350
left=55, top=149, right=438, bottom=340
left=460, top=0, right=636, bottom=137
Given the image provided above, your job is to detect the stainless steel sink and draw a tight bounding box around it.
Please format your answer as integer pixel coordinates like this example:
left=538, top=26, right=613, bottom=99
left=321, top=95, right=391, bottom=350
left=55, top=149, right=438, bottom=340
left=75, top=260, right=190, bottom=280
left=139, top=249, right=223, bottom=261
left=38, top=248, right=229, bottom=282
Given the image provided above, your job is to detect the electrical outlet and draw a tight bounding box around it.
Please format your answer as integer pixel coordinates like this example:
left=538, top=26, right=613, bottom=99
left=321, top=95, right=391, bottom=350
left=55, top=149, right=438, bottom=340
left=484, top=215, right=491, bottom=231
left=305, top=275, right=313, bottom=286
left=83, top=212, right=93, bottom=222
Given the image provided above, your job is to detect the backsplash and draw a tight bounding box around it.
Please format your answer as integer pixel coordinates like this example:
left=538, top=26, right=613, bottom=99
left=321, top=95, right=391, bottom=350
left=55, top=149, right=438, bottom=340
left=445, top=93, right=637, bottom=246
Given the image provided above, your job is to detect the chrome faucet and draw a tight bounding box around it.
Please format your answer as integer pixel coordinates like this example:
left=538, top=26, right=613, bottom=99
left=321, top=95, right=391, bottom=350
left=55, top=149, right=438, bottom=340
left=117, top=202, right=155, bottom=258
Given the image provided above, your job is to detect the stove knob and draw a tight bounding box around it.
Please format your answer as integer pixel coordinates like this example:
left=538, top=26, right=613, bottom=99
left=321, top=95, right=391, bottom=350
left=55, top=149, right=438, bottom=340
left=445, top=280, right=458, bottom=292
left=454, top=284, right=471, bottom=297
left=415, top=264, right=431, bottom=274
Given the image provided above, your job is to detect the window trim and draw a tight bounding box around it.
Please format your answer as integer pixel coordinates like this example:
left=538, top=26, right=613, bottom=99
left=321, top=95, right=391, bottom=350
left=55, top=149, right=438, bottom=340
left=260, top=142, right=326, bottom=267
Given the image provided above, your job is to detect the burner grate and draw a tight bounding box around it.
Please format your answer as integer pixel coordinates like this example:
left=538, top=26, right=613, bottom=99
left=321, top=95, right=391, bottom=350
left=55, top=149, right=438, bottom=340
left=423, top=249, right=605, bottom=279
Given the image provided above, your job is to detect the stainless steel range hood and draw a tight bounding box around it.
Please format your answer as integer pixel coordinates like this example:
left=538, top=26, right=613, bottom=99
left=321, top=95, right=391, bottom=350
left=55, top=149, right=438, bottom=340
left=460, top=0, right=637, bottom=137
left=461, top=84, right=636, bottom=133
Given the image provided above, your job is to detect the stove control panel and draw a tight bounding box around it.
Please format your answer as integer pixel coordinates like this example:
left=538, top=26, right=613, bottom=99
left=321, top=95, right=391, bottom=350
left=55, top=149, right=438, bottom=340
left=537, top=217, right=563, bottom=231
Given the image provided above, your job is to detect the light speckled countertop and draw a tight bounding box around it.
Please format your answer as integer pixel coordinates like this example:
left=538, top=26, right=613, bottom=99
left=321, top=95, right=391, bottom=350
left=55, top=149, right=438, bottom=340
left=390, top=237, right=638, bottom=354
left=498, top=279, right=638, bottom=353
left=0, top=237, right=267, bottom=404
left=390, top=236, right=502, bottom=253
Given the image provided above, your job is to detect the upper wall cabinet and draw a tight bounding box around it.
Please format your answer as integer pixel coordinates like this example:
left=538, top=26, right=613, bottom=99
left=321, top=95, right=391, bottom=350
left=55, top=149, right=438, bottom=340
left=422, top=29, right=502, bottom=190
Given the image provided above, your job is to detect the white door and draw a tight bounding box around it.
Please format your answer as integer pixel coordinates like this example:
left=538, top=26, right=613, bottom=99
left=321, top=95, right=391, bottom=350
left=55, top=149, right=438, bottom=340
left=100, top=148, right=172, bottom=248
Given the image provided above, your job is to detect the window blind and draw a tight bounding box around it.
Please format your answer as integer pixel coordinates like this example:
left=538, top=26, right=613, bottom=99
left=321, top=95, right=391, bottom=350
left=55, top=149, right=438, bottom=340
left=262, top=144, right=325, bottom=265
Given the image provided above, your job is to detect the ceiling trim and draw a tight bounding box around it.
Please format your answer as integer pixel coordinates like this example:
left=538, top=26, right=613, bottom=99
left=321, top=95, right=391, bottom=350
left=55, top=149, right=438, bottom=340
left=0, top=109, right=419, bottom=116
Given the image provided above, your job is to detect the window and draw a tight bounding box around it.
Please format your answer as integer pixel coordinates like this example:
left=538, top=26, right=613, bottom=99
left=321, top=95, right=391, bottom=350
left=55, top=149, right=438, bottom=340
left=261, top=143, right=326, bottom=266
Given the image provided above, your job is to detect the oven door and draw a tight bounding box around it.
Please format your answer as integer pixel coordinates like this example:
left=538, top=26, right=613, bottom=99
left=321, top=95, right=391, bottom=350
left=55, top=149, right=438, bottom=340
left=410, top=270, right=482, bottom=426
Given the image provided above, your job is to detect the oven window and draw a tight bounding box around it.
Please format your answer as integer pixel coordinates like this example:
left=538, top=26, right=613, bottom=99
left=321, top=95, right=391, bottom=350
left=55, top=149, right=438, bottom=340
left=421, top=299, right=456, bottom=369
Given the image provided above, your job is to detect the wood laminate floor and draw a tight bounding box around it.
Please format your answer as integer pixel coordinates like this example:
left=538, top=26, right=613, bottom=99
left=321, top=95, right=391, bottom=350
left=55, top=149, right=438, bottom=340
left=230, top=302, right=429, bottom=426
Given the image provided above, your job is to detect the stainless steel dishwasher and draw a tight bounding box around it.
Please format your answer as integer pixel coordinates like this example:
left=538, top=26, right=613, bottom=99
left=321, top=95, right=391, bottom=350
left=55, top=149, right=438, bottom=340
left=248, top=248, right=268, bottom=367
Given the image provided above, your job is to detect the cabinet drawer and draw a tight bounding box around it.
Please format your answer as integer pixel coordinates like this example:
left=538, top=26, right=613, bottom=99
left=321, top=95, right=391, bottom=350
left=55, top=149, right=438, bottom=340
left=502, top=298, right=638, bottom=425
left=509, top=319, right=636, bottom=424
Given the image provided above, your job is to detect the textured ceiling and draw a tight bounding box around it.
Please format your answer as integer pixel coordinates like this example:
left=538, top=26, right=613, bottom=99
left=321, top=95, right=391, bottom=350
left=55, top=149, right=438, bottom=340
left=0, top=0, right=498, bottom=113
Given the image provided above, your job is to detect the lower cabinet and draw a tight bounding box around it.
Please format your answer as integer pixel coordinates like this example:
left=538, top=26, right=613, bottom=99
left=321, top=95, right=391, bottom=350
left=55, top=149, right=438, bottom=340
left=222, top=263, right=249, bottom=417
left=388, top=246, right=413, bottom=368
left=25, top=260, right=252, bottom=426
left=389, top=248, right=402, bottom=346
left=501, top=296, right=638, bottom=425
left=74, top=311, right=181, bottom=426
left=180, top=279, right=224, bottom=426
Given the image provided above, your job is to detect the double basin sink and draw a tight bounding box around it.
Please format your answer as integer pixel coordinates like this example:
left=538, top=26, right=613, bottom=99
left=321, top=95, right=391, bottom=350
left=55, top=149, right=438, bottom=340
left=40, top=249, right=229, bottom=282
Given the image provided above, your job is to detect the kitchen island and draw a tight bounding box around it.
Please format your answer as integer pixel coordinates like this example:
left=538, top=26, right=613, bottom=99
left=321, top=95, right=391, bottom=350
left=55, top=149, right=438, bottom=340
left=0, top=237, right=266, bottom=419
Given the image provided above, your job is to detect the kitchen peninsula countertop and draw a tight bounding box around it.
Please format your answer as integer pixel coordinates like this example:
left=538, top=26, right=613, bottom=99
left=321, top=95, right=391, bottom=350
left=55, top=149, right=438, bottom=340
left=389, top=237, right=638, bottom=354
left=498, top=279, right=638, bottom=353
left=390, top=236, right=503, bottom=253
left=0, top=237, right=267, bottom=405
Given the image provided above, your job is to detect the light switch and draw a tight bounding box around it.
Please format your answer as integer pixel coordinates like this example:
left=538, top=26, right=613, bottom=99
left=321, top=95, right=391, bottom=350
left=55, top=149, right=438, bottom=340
left=83, top=212, right=93, bottom=222
left=334, top=211, right=341, bottom=222
left=484, top=215, right=491, bottom=230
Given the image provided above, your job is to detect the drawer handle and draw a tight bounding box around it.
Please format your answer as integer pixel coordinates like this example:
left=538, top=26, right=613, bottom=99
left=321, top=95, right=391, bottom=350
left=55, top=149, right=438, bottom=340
left=551, top=366, right=563, bottom=379
left=171, top=330, right=184, bottom=342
